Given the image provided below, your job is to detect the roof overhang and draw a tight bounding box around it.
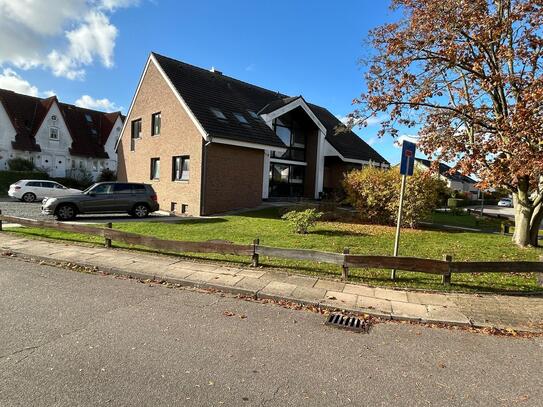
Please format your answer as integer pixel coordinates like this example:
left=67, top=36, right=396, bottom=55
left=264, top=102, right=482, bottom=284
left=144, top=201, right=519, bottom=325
left=260, top=97, right=327, bottom=135
left=323, top=139, right=375, bottom=166
left=209, top=136, right=287, bottom=153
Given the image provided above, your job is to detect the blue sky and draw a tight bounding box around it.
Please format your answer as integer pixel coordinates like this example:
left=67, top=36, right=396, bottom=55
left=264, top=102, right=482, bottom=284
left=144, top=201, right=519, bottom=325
left=0, top=0, right=408, bottom=164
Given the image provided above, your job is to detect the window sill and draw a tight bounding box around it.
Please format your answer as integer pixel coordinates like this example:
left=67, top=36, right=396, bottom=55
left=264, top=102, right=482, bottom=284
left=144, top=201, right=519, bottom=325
left=173, top=180, right=189, bottom=184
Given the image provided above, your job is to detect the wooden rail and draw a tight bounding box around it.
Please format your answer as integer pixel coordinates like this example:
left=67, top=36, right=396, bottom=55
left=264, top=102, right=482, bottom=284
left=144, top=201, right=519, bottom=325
left=1, top=214, right=542, bottom=286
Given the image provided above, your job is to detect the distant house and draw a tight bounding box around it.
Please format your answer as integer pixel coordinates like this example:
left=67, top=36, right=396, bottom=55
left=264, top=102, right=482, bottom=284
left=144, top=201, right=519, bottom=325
left=0, top=88, right=124, bottom=179
left=116, top=52, right=389, bottom=216
left=414, top=158, right=479, bottom=199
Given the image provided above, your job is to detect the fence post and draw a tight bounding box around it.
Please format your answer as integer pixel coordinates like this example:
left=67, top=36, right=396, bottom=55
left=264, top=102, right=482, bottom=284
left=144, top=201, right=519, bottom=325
left=104, top=222, right=112, bottom=248
left=0, top=209, right=2, bottom=232
left=442, top=254, right=452, bottom=285
left=342, top=247, right=350, bottom=281
left=252, top=238, right=259, bottom=267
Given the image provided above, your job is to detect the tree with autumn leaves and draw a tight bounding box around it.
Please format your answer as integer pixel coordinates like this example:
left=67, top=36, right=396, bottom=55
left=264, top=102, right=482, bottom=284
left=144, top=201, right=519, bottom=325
left=353, top=0, right=543, bottom=247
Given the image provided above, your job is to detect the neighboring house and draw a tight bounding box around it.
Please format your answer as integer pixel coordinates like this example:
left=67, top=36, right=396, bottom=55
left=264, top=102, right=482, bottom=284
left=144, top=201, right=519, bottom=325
left=0, top=88, right=124, bottom=179
left=414, top=158, right=480, bottom=199
left=116, top=52, right=389, bottom=216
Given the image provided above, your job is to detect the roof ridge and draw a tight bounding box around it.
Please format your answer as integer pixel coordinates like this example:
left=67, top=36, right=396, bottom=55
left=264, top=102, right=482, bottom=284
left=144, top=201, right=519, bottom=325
left=151, top=52, right=290, bottom=99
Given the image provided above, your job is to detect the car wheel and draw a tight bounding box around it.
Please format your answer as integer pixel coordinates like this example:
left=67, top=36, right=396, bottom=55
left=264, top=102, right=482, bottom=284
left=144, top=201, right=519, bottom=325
left=131, top=203, right=149, bottom=218
left=55, top=204, right=77, bottom=221
left=22, top=192, right=36, bottom=203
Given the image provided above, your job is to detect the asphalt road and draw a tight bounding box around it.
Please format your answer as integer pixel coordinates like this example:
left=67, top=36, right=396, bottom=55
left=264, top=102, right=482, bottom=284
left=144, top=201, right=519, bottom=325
left=0, top=257, right=542, bottom=406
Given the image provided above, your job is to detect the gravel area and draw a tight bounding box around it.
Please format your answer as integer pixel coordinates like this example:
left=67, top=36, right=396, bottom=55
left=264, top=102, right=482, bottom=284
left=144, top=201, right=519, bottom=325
left=0, top=198, right=45, bottom=219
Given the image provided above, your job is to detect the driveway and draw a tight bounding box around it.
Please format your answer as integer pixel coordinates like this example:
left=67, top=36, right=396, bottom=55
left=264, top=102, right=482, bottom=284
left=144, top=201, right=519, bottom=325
left=1, top=256, right=542, bottom=406
left=0, top=198, right=179, bottom=224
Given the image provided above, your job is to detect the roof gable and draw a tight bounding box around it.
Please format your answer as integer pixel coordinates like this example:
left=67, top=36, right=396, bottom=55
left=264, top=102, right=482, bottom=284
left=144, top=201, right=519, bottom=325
left=415, top=158, right=476, bottom=183
left=0, top=88, right=123, bottom=158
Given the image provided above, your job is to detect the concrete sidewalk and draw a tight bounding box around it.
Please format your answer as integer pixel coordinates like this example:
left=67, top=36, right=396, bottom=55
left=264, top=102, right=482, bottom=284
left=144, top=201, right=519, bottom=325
left=1, top=234, right=542, bottom=333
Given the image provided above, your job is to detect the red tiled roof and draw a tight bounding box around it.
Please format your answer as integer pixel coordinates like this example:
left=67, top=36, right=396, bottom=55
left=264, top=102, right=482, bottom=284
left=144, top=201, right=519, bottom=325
left=0, top=88, right=123, bottom=158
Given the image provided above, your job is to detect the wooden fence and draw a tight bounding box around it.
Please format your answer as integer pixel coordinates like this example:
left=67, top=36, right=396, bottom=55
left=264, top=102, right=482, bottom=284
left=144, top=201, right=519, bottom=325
left=1, top=214, right=542, bottom=286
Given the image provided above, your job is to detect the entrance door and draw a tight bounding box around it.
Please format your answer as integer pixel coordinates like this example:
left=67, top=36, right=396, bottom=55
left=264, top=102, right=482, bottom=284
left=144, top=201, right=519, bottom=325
left=53, top=155, right=66, bottom=177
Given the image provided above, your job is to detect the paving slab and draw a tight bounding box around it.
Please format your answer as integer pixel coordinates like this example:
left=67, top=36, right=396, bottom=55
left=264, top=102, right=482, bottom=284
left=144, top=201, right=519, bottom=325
left=234, top=277, right=268, bottom=291
left=322, top=291, right=358, bottom=308
left=235, top=269, right=267, bottom=279
left=209, top=274, right=245, bottom=286
left=260, top=281, right=297, bottom=297
left=374, top=287, right=409, bottom=303
left=314, top=279, right=345, bottom=292
left=356, top=295, right=392, bottom=314
left=426, top=305, right=471, bottom=325
left=185, top=271, right=218, bottom=283
left=285, top=275, right=318, bottom=288
left=391, top=301, right=429, bottom=321
left=163, top=267, right=196, bottom=281
left=343, top=284, right=375, bottom=297
left=290, top=286, right=327, bottom=302
left=408, top=291, right=457, bottom=307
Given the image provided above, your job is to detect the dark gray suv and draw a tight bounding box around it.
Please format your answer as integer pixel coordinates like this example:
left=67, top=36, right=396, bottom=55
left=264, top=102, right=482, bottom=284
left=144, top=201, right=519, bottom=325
left=41, top=182, right=160, bottom=221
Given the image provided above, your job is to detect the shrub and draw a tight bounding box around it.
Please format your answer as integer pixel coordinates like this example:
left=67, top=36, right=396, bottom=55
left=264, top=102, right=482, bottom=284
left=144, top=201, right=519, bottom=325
left=51, top=177, right=87, bottom=190
left=281, top=208, right=323, bottom=234
left=343, top=167, right=446, bottom=227
left=97, top=168, right=116, bottom=182
left=7, top=158, right=35, bottom=171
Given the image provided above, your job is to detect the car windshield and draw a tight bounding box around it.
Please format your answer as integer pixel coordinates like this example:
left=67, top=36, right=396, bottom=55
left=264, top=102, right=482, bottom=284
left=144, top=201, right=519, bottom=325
left=82, top=184, right=98, bottom=194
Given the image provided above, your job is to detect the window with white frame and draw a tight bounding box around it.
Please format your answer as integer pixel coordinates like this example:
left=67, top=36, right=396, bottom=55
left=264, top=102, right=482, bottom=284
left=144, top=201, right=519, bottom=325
left=172, top=156, right=190, bottom=181
left=152, top=112, right=161, bottom=136
left=49, top=127, right=59, bottom=140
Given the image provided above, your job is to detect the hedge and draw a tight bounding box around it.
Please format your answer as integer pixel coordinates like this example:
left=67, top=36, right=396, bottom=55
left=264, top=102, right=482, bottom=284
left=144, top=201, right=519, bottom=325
left=0, top=171, right=49, bottom=196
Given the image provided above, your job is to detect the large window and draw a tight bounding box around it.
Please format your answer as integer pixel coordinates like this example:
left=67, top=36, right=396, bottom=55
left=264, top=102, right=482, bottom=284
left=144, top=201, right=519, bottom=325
left=172, top=156, right=190, bottom=181
left=271, top=116, right=306, bottom=161
left=269, top=163, right=305, bottom=197
left=151, top=112, right=161, bottom=136
left=150, top=158, right=160, bottom=180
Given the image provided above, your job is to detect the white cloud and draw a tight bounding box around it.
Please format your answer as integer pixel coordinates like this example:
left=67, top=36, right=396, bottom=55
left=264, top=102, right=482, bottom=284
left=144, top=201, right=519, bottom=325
left=75, top=94, right=121, bottom=112
left=0, top=0, right=139, bottom=80
left=245, top=63, right=256, bottom=72
left=0, top=68, right=54, bottom=97
left=395, top=134, right=419, bottom=148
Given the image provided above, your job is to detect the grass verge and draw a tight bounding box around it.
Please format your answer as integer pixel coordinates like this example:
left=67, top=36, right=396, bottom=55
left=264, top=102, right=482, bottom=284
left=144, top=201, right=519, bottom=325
left=7, top=207, right=542, bottom=293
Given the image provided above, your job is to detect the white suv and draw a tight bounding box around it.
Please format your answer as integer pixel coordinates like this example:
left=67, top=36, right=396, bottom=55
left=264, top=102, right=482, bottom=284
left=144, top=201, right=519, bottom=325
left=8, top=180, right=82, bottom=203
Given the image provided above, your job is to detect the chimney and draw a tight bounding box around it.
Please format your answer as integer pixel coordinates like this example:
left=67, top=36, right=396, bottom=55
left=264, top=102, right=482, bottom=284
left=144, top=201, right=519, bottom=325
left=210, top=66, right=222, bottom=75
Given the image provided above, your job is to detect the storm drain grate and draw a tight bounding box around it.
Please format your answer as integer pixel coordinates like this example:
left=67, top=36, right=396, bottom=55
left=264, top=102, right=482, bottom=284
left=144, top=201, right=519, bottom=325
left=325, top=313, right=371, bottom=333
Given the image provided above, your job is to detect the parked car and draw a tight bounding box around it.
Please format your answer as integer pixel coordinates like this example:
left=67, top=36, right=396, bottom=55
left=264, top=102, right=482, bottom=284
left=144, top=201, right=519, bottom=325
left=41, top=182, right=159, bottom=221
left=8, top=180, right=82, bottom=202
left=497, top=198, right=513, bottom=207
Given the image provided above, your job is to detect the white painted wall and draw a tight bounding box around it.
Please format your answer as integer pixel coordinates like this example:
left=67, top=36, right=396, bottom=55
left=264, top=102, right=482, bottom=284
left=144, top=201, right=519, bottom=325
left=103, top=116, right=122, bottom=172
left=0, top=103, right=16, bottom=171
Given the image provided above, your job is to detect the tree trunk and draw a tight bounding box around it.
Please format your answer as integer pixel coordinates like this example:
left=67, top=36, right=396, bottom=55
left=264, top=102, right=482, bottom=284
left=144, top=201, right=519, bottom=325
left=529, top=202, right=543, bottom=247
left=512, top=182, right=533, bottom=247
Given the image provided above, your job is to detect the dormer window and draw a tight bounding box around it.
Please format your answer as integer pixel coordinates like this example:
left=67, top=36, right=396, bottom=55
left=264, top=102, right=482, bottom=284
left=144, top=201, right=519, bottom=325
left=248, top=110, right=260, bottom=119
left=234, top=112, right=249, bottom=124
left=210, top=107, right=227, bottom=120
left=49, top=127, right=59, bottom=140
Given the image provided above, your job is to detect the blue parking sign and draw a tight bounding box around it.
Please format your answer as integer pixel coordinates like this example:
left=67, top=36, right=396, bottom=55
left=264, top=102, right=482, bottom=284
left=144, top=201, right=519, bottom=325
left=399, top=141, right=416, bottom=176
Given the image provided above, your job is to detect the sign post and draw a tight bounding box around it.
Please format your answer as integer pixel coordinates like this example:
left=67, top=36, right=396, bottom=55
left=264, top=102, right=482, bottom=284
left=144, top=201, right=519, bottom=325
left=391, top=141, right=416, bottom=280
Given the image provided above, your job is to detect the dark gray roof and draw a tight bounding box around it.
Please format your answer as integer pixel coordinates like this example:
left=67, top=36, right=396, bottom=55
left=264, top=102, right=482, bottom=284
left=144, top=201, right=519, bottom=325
left=152, top=53, right=388, bottom=164
left=415, top=158, right=476, bottom=183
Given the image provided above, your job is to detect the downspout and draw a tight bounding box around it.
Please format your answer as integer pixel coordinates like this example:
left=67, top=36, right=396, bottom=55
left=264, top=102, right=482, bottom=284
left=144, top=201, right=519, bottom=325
left=199, top=137, right=212, bottom=216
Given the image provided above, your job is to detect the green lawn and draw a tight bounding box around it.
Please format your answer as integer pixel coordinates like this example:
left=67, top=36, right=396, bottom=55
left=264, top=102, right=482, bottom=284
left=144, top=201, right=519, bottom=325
left=7, top=207, right=542, bottom=293
left=429, top=211, right=504, bottom=231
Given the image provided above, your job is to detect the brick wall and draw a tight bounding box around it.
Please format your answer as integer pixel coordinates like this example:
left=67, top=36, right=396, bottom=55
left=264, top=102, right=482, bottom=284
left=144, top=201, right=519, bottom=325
left=117, top=62, right=203, bottom=216
left=203, top=143, right=264, bottom=215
